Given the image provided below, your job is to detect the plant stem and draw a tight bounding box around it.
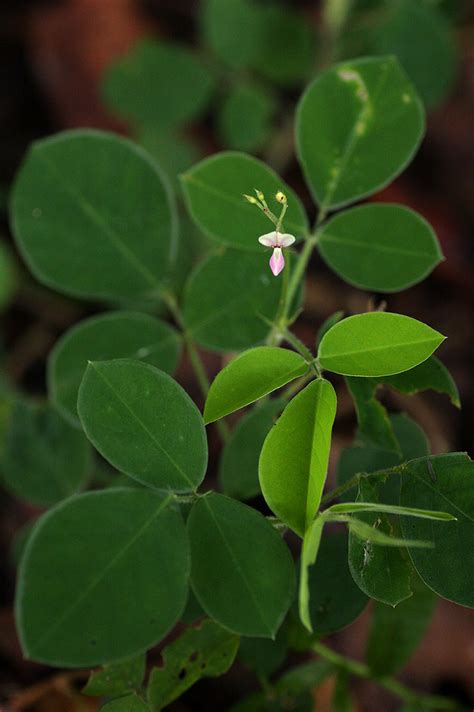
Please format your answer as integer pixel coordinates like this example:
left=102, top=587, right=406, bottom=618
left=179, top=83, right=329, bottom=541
left=312, top=641, right=461, bottom=711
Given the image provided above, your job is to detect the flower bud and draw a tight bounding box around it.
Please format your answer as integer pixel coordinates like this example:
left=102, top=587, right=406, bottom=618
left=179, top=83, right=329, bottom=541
left=275, top=190, right=287, bottom=204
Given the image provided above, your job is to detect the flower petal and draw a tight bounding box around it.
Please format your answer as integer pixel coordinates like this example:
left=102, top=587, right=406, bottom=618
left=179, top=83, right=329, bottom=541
left=258, top=231, right=278, bottom=247
left=279, top=233, right=296, bottom=248
left=269, top=247, right=285, bottom=276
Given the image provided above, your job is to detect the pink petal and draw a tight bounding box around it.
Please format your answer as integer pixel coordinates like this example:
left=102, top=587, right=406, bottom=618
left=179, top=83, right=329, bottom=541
left=269, top=247, right=285, bottom=276
left=258, top=231, right=278, bottom=247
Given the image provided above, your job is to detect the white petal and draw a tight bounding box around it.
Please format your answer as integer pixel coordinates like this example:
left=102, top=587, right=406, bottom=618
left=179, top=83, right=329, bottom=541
left=278, top=233, right=296, bottom=248
left=258, top=231, right=278, bottom=247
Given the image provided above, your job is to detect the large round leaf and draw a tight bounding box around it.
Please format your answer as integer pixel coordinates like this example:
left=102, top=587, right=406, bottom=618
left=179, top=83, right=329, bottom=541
left=182, top=249, right=283, bottom=351
left=181, top=152, right=308, bottom=251
left=400, top=454, right=474, bottom=608
left=10, top=130, right=177, bottom=301
left=188, top=493, right=295, bottom=637
left=16, top=488, right=190, bottom=666
left=49, top=311, right=181, bottom=427
left=78, top=360, right=207, bottom=492
left=204, top=346, right=307, bottom=423
left=318, top=312, right=445, bottom=377
left=296, top=56, right=424, bottom=209
left=2, top=400, right=91, bottom=507
left=102, top=39, right=215, bottom=131
left=317, top=204, right=443, bottom=292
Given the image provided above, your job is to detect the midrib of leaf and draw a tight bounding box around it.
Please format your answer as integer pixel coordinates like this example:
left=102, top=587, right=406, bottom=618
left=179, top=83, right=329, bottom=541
left=305, top=382, right=334, bottom=530
left=183, top=173, right=305, bottom=235
left=203, top=498, right=273, bottom=635
left=38, top=152, right=162, bottom=291
left=25, top=494, right=173, bottom=654
left=321, top=336, right=442, bottom=362
left=90, top=364, right=195, bottom=489
left=320, top=233, right=437, bottom=259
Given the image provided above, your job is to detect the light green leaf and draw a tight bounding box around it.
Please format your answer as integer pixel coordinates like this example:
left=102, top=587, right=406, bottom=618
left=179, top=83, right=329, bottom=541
left=371, top=0, right=457, bottom=108
left=219, top=400, right=283, bottom=500
left=317, top=204, right=443, bottom=292
left=301, top=529, right=368, bottom=635
left=181, top=152, right=308, bottom=251
left=348, top=479, right=413, bottom=605
left=259, top=379, right=337, bottom=536
left=182, top=249, right=283, bottom=352
left=327, top=502, right=455, bottom=521
left=78, top=360, right=207, bottom=492
left=400, top=453, right=474, bottom=608
left=204, top=347, right=307, bottom=423
left=346, top=376, right=399, bottom=452
left=49, top=312, right=181, bottom=427
left=296, top=56, right=424, bottom=208
left=366, top=575, right=435, bottom=676
left=10, top=130, right=177, bottom=301
left=102, top=39, right=215, bottom=131
left=2, top=400, right=90, bottom=507
left=218, top=83, right=276, bottom=152
left=83, top=653, right=146, bottom=696
left=147, top=620, right=239, bottom=711
left=188, top=492, right=295, bottom=637
left=318, top=312, right=445, bottom=377
left=299, top=516, right=325, bottom=632
left=380, top=355, right=460, bottom=408
left=101, top=695, right=150, bottom=712
left=16, top=489, right=189, bottom=666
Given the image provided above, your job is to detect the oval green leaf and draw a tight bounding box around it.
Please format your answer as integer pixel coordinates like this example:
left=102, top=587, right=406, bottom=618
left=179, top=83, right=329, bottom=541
left=317, top=204, right=443, bottom=292
left=318, top=312, right=445, bottom=377
left=49, top=312, right=181, bottom=427
left=259, top=378, right=337, bottom=536
left=188, top=492, right=295, bottom=637
left=102, top=695, right=150, bottom=712
left=218, top=83, right=276, bottom=152
left=83, top=653, right=146, bottom=697
left=16, top=488, right=189, bottom=666
left=182, top=249, right=283, bottom=352
left=400, top=453, right=474, bottom=608
left=219, top=400, right=283, bottom=501
left=2, top=400, right=91, bottom=507
left=296, top=56, right=425, bottom=208
left=204, top=347, right=307, bottom=423
left=10, top=130, right=177, bottom=301
left=181, top=152, right=308, bottom=251
left=102, top=39, right=215, bottom=131
left=78, top=360, right=207, bottom=492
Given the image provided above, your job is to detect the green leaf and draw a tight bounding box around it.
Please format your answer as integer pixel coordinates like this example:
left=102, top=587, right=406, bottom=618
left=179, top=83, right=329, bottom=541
left=366, top=575, right=435, bottom=677
left=219, top=400, right=283, bottom=500
left=318, top=312, right=445, bottom=377
left=259, top=379, right=337, bottom=536
left=49, top=312, right=181, bottom=427
left=346, top=376, right=399, bottom=452
left=400, top=453, right=474, bottom=608
left=317, top=204, right=443, bottom=292
left=2, top=400, right=91, bottom=506
left=16, top=489, right=189, bottom=666
left=296, top=56, right=424, bottom=208
left=182, top=249, right=283, bottom=352
left=181, top=152, right=308, bottom=251
left=138, top=129, right=202, bottom=193
left=348, top=479, right=413, bottom=605
left=200, top=0, right=263, bottom=69
left=180, top=590, right=205, bottom=625
left=204, top=347, right=307, bottom=423
left=336, top=445, right=400, bottom=503
left=83, top=653, right=146, bottom=696
left=78, top=360, right=207, bottom=492
left=327, top=502, right=455, bottom=521
left=101, top=695, right=150, bottom=712
left=218, top=83, right=276, bottom=152
left=10, top=130, right=177, bottom=301
left=102, top=39, right=215, bottom=131
left=147, top=620, right=239, bottom=711
left=302, top=531, right=368, bottom=635
left=371, top=0, right=457, bottom=108
left=316, top=311, right=344, bottom=347
left=239, top=628, right=287, bottom=678
left=188, top=492, right=295, bottom=637
left=390, top=414, right=429, bottom=462
left=380, top=355, right=460, bottom=408
left=299, top=516, right=325, bottom=632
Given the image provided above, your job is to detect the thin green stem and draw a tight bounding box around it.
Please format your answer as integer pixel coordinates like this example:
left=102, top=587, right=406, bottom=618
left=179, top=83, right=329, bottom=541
left=312, top=641, right=461, bottom=711
left=282, top=329, right=315, bottom=366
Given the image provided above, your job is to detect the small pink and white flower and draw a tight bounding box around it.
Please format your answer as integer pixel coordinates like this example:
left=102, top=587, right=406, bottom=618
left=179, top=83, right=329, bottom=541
left=258, top=231, right=296, bottom=276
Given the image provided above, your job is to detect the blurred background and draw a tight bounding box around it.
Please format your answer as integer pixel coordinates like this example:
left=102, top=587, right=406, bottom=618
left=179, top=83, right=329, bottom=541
left=0, top=1, right=473, bottom=710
